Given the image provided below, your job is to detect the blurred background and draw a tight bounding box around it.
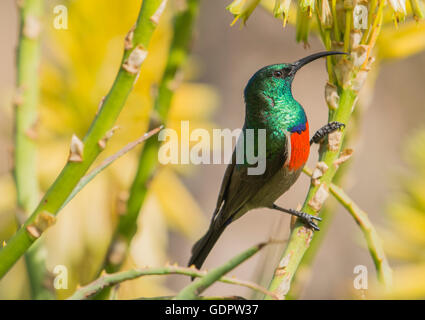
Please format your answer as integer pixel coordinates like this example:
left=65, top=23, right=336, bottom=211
left=1, top=0, right=425, bottom=299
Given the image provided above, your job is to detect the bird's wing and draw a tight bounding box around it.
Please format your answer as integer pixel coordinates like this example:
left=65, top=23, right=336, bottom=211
left=211, top=152, right=236, bottom=221
left=212, top=137, right=289, bottom=226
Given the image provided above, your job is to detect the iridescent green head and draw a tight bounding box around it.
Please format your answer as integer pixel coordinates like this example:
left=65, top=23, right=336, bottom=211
left=244, top=51, right=346, bottom=105
left=244, top=63, right=294, bottom=105
left=243, top=51, right=347, bottom=129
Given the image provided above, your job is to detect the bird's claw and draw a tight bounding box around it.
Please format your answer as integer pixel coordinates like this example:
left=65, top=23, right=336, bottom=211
left=271, top=205, right=321, bottom=231
left=310, top=121, right=345, bottom=145
left=299, top=212, right=321, bottom=231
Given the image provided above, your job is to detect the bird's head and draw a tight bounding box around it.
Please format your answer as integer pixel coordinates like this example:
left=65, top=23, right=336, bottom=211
left=244, top=51, right=347, bottom=105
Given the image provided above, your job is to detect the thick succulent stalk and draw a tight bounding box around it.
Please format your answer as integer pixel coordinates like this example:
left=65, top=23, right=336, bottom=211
left=99, top=0, right=200, bottom=277
left=327, top=176, right=392, bottom=287
left=88, top=0, right=199, bottom=300
left=266, top=88, right=358, bottom=299
left=265, top=0, right=391, bottom=299
left=286, top=83, right=369, bottom=298
left=69, top=246, right=274, bottom=300
left=13, top=0, right=54, bottom=299
left=175, top=242, right=272, bottom=300
left=0, top=0, right=167, bottom=280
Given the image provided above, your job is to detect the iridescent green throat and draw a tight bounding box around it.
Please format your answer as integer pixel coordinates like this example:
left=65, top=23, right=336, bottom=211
left=243, top=65, right=307, bottom=155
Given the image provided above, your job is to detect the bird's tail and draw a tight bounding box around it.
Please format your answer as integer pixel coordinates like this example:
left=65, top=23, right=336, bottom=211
left=188, top=222, right=227, bottom=272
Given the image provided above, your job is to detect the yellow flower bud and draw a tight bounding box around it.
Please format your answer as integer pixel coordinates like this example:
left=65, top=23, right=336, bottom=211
left=388, top=0, right=407, bottom=23
left=410, top=0, right=425, bottom=21
left=299, top=0, right=315, bottom=17
left=320, top=0, right=333, bottom=29
left=274, top=0, right=292, bottom=27
left=227, top=0, right=261, bottom=26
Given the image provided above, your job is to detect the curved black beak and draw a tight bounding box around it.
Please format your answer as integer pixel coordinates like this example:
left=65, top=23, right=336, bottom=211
left=289, top=51, right=348, bottom=76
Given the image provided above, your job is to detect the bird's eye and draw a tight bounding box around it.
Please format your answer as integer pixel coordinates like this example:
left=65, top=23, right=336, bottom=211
left=273, top=70, right=283, bottom=78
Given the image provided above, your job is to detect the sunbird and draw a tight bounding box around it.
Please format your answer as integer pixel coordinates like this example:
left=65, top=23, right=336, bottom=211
left=188, top=51, right=347, bottom=270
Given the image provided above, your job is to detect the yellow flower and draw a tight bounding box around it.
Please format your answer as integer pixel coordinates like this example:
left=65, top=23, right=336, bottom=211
left=227, top=0, right=261, bottom=26
left=273, top=0, right=292, bottom=26
left=299, top=0, right=315, bottom=17
left=376, top=19, right=425, bottom=61
left=388, top=0, right=407, bottom=23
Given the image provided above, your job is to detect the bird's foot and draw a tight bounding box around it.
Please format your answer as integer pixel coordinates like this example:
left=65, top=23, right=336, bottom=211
left=271, top=204, right=321, bottom=231
left=293, top=210, right=322, bottom=231
left=310, top=121, right=345, bottom=145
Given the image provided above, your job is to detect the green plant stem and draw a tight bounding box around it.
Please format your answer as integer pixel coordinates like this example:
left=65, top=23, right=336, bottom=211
left=284, top=163, right=348, bottom=299
left=0, top=0, right=166, bottom=280
left=286, top=103, right=363, bottom=299
left=99, top=0, right=200, bottom=278
left=315, top=10, right=334, bottom=83
left=343, top=8, right=352, bottom=52
left=331, top=0, right=340, bottom=41
left=175, top=242, right=275, bottom=300
left=59, top=126, right=162, bottom=211
left=15, top=0, right=41, bottom=221
left=361, top=0, right=379, bottom=44
left=68, top=263, right=275, bottom=300
left=328, top=181, right=393, bottom=288
left=289, top=166, right=392, bottom=290
left=368, top=0, right=378, bottom=29
left=265, top=87, right=357, bottom=299
left=362, top=0, right=384, bottom=45
left=284, top=200, right=336, bottom=299
left=13, top=0, right=54, bottom=300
